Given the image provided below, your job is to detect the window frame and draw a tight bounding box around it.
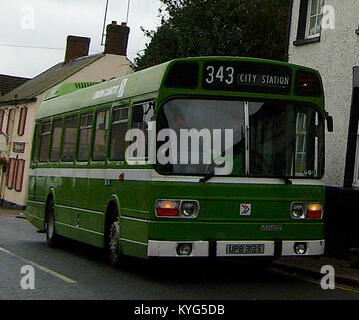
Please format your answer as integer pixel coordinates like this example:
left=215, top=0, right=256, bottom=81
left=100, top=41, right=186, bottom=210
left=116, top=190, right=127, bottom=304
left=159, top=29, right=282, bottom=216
left=6, top=158, right=26, bottom=191
left=39, top=121, right=51, bottom=162
left=14, top=159, right=25, bottom=192
left=17, top=106, right=28, bottom=136
left=128, top=100, right=155, bottom=164
left=32, top=123, right=41, bottom=162
left=92, top=108, right=110, bottom=162
left=293, top=0, right=323, bottom=46
left=6, top=108, right=15, bottom=136
left=60, top=115, right=78, bottom=163
left=0, top=109, right=5, bottom=133
left=306, top=0, right=324, bottom=39
left=109, top=105, right=130, bottom=162
left=49, top=117, right=64, bottom=162
left=77, top=112, right=94, bottom=163
left=6, top=158, right=16, bottom=189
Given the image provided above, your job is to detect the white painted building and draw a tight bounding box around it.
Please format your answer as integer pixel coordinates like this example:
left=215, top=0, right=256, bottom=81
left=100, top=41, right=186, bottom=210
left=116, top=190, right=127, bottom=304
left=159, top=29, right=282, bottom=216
left=288, top=0, right=359, bottom=189
left=0, top=22, right=133, bottom=207
left=288, top=0, right=359, bottom=252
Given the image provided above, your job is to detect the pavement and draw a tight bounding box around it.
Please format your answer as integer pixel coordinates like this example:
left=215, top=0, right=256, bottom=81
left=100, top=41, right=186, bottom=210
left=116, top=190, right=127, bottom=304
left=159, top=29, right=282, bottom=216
left=1, top=206, right=358, bottom=288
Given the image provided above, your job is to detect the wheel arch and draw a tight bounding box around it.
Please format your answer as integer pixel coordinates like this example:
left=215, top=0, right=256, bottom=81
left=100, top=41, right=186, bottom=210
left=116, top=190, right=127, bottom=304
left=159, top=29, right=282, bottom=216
left=104, top=194, right=121, bottom=243
left=44, top=187, right=56, bottom=228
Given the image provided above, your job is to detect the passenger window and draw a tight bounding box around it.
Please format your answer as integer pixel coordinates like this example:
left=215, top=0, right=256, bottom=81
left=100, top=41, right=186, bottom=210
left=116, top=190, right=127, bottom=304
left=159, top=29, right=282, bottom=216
left=110, top=107, right=129, bottom=161
left=32, top=124, right=41, bottom=162
left=78, top=113, right=93, bottom=162
left=61, top=116, right=78, bottom=162
left=50, top=119, right=63, bottom=162
left=39, top=122, right=51, bottom=162
left=93, top=110, right=109, bottom=161
left=130, top=101, right=154, bottom=159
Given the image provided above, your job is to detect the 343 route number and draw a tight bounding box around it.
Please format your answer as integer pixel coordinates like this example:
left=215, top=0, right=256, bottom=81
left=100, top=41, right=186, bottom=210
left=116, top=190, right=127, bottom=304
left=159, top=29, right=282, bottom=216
left=205, top=65, right=234, bottom=85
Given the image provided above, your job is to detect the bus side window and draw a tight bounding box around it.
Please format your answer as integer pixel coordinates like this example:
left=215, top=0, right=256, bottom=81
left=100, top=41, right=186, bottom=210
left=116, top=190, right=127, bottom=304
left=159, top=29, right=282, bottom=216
left=78, top=113, right=93, bottom=162
left=50, top=118, right=63, bottom=162
left=61, top=116, right=78, bottom=162
left=32, top=123, right=41, bottom=162
left=39, top=122, right=51, bottom=162
left=131, top=101, right=154, bottom=159
left=93, top=110, right=109, bottom=161
left=110, top=106, right=129, bottom=161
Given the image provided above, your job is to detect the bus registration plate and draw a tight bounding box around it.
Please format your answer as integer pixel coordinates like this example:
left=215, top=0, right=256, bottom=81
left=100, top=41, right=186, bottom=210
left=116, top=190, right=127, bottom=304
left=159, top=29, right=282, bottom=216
left=226, top=243, right=265, bottom=255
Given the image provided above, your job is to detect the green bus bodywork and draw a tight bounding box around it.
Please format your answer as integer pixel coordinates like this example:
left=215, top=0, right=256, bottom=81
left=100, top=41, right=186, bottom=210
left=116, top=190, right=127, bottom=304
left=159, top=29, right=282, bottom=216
left=26, top=57, right=326, bottom=259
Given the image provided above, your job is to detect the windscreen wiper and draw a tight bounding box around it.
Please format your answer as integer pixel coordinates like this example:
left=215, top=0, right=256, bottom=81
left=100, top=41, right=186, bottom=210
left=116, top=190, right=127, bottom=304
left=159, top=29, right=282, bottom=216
left=250, top=149, right=292, bottom=185
left=199, top=167, right=216, bottom=183
left=199, top=144, right=293, bottom=185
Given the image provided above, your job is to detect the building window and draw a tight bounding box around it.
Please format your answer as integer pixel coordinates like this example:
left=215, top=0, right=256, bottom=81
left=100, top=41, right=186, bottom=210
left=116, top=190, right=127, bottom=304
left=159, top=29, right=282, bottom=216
left=61, top=116, right=78, bottom=162
left=14, top=159, right=25, bottom=191
left=0, top=109, right=5, bottom=132
left=294, top=0, right=324, bottom=45
left=6, top=158, right=16, bottom=189
left=6, top=108, right=15, bottom=135
left=93, top=110, right=109, bottom=161
left=6, top=158, right=25, bottom=191
left=17, top=107, right=28, bottom=136
left=307, top=0, right=324, bottom=38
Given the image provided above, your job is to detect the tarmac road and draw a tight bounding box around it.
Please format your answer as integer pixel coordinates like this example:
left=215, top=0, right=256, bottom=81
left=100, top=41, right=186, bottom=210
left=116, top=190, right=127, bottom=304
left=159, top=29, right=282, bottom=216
left=1, top=215, right=359, bottom=300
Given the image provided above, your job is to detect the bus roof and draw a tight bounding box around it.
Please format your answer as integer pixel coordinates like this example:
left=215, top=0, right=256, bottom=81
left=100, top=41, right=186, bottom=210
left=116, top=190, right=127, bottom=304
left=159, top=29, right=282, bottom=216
left=36, top=61, right=171, bottom=120
left=36, top=57, right=322, bottom=120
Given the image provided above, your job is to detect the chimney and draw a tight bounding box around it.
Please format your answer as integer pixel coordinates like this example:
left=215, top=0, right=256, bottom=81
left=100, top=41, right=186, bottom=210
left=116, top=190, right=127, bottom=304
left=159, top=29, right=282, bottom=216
left=104, top=21, right=130, bottom=56
left=64, top=36, right=91, bottom=63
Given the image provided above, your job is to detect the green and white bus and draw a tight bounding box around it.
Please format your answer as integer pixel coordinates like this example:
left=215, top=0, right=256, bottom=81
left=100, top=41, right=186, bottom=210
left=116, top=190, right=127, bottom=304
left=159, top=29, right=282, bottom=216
left=26, top=57, right=332, bottom=266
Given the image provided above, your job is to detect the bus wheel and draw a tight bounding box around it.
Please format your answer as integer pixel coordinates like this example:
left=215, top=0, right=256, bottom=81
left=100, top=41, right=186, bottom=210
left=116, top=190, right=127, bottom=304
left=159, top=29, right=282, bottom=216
left=107, top=210, right=124, bottom=268
left=46, top=198, right=62, bottom=248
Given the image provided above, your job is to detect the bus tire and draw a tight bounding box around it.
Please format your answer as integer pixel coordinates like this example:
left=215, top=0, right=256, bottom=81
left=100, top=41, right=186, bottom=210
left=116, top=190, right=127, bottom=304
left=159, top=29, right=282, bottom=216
left=46, top=198, right=62, bottom=248
left=106, top=208, right=125, bottom=268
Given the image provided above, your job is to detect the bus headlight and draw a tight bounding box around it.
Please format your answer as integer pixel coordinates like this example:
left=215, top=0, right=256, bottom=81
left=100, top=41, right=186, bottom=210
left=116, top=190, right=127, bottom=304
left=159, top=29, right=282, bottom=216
left=180, top=201, right=199, bottom=218
left=290, top=203, right=306, bottom=219
left=155, top=200, right=199, bottom=218
left=290, top=202, right=323, bottom=219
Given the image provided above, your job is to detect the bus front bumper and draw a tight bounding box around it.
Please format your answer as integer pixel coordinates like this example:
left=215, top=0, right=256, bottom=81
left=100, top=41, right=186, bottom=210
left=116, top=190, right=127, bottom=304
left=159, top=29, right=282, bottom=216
left=147, top=239, right=325, bottom=257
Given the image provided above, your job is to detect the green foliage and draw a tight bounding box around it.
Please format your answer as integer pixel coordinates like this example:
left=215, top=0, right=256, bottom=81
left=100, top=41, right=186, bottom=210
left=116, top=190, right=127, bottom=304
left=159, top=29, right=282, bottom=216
left=134, top=0, right=290, bottom=70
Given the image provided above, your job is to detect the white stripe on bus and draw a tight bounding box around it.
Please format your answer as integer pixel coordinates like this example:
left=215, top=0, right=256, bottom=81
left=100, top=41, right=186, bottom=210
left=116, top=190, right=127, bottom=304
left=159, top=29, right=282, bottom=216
left=28, top=168, right=323, bottom=185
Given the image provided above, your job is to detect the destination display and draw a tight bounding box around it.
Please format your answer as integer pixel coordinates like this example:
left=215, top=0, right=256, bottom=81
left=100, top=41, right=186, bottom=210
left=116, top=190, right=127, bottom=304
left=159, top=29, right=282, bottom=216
left=202, top=61, right=292, bottom=94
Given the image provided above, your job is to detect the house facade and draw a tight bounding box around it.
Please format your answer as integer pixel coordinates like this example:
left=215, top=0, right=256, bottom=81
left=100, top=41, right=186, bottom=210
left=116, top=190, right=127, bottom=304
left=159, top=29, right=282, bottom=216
left=0, top=22, right=133, bottom=207
left=288, top=0, right=359, bottom=251
left=288, top=0, right=359, bottom=189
